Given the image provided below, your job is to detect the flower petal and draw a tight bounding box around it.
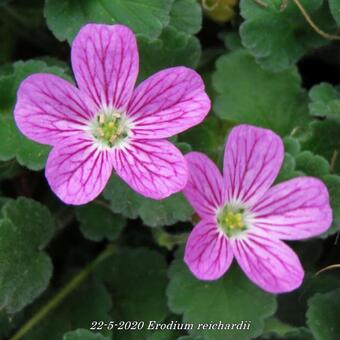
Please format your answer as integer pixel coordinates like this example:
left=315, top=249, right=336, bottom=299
left=111, top=139, right=187, bottom=199
left=185, top=219, right=233, bottom=280
left=127, top=67, right=210, bottom=139
left=14, top=74, right=94, bottom=146
left=71, top=24, right=138, bottom=110
left=223, top=125, right=284, bottom=206
left=252, top=177, right=332, bottom=240
left=45, top=136, right=112, bottom=205
left=231, top=231, right=304, bottom=293
left=183, top=152, right=224, bottom=219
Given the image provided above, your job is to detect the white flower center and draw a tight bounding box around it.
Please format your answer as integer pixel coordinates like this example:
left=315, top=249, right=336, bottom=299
left=216, top=201, right=253, bottom=238
left=89, top=107, right=132, bottom=149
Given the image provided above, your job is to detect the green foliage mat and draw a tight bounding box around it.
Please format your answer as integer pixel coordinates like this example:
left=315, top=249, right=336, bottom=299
left=0, top=0, right=340, bottom=339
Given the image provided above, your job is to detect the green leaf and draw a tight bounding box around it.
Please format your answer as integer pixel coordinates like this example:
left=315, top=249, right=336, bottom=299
left=261, top=327, right=313, bottom=340
left=97, top=248, right=168, bottom=340
left=279, top=328, right=314, bottom=340
left=275, top=153, right=303, bottom=183
left=295, top=151, right=330, bottom=177
left=26, top=279, right=112, bottom=340
left=0, top=197, right=56, bottom=313
left=44, top=0, right=174, bottom=43
left=167, top=249, right=277, bottom=340
left=303, top=120, right=340, bottom=174
left=63, top=329, right=110, bottom=340
left=0, top=160, right=20, bottom=180
left=262, top=317, right=301, bottom=338
left=76, top=202, right=125, bottom=242
left=103, top=175, right=193, bottom=227
left=277, top=273, right=340, bottom=327
left=138, top=27, right=201, bottom=81
left=306, top=84, right=340, bottom=174
left=239, top=0, right=331, bottom=71
left=169, top=0, right=202, bottom=34
left=283, top=136, right=301, bottom=156
left=0, top=60, right=69, bottom=115
left=307, top=288, right=340, bottom=340
left=329, top=0, right=340, bottom=25
left=0, top=60, right=69, bottom=170
left=0, top=115, right=50, bottom=170
left=322, top=174, right=340, bottom=237
left=213, top=49, right=309, bottom=136
left=309, top=83, right=340, bottom=122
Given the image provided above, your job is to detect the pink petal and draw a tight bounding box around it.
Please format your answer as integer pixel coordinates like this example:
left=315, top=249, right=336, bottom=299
left=183, top=152, right=224, bottom=219
left=252, top=177, right=332, bottom=240
left=231, top=230, right=304, bottom=293
left=111, top=139, right=187, bottom=199
left=127, top=67, right=210, bottom=139
left=184, top=219, right=233, bottom=280
left=223, top=125, right=284, bottom=206
left=14, top=74, right=94, bottom=146
left=71, top=24, right=138, bottom=110
left=45, top=135, right=112, bottom=205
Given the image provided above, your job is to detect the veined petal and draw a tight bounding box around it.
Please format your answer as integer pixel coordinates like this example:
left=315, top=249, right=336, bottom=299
left=183, top=152, right=224, bottom=219
left=184, top=219, right=233, bottom=280
left=252, top=177, right=332, bottom=240
left=111, top=139, right=187, bottom=199
left=71, top=24, right=138, bottom=110
left=223, top=125, right=284, bottom=206
left=127, top=67, right=210, bottom=139
left=14, top=74, right=93, bottom=146
left=231, top=230, right=304, bottom=293
left=45, top=135, right=113, bottom=205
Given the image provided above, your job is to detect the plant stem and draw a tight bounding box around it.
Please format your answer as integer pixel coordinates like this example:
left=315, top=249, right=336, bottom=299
left=253, top=0, right=340, bottom=41
left=315, top=264, right=340, bottom=276
left=10, top=243, right=115, bottom=340
left=253, top=0, right=268, bottom=7
left=292, top=0, right=340, bottom=41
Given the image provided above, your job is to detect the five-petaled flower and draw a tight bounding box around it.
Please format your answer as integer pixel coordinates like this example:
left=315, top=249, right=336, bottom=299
left=183, top=125, right=332, bottom=293
left=14, top=24, right=210, bottom=205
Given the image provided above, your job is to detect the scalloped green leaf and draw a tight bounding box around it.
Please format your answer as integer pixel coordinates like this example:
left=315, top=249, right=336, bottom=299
left=44, top=0, right=173, bottom=43
left=169, top=0, right=202, bottom=34
left=63, top=329, right=110, bottom=340
left=76, top=202, right=125, bottom=242
left=322, top=174, right=340, bottom=237
left=0, top=60, right=69, bottom=170
left=275, top=153, right=303, bottom=183
left=138, top=27, right=201, bottom=81
left=295, top=151, right=330, bottom=177
left=213, top=49, right=309, bottom=136
left=239, top=0, right=331, bottom=71
left=0, top=197, right=56, bottom=313
left=167, top=249, right=277, bottom=340
left=97, top=248, right=168, bottom=340
left=307, top=288, right=340, bottom=340
left=309, top=83, right=340, bottom=122
left=303, top=119, right=340, bottom=174
left=103, top=175, right=192, bottom=227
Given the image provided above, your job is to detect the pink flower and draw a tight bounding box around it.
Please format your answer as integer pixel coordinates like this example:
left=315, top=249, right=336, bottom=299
left=14, top=24, right=210, bottom=205
left=183, top=125, right=332, bottom=293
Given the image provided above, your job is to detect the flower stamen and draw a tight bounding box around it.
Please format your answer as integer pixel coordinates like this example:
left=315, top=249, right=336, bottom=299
left=90, top=108, right=131, bottom=148
left=217, top=205, right=249, bottom=238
